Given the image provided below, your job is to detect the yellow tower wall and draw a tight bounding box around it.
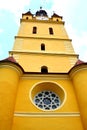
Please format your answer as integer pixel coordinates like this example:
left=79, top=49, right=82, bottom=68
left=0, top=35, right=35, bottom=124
left=18, top=21, right=68, bottom=39
left=69, top=64, right=87, bottom=130
left=11, top=18, right=78, bottom=73
left=0, top=62, right=22, bottom=130
left=16, top=53, right=77, bottom=72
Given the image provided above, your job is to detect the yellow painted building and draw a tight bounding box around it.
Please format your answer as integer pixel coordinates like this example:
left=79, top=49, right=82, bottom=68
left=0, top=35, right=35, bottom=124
left=0, top=8, right=87, bottom=130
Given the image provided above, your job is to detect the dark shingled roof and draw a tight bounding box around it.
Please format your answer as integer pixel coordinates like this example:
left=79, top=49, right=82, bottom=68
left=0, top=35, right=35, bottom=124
left=23, top=11, right=33, bottom=16
left=1, top=56, right=17, bottom=63
left=36, top=9, right=48, bottom=17
left=74, top=59, right=85, bottom=66
left=0, top=56, right=24, bottom=72
left=51, top=13, right=62, bottom=19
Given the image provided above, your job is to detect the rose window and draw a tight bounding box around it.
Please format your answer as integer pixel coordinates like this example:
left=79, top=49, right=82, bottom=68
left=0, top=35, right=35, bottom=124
left=34, top=90, right=61, bottom=110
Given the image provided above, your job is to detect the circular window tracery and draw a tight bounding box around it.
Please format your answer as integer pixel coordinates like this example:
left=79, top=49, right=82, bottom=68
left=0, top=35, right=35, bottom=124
left=34, top=90, right=61, bottom=110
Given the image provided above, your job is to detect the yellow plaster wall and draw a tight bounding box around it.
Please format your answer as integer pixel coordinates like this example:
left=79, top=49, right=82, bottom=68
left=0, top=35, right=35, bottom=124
left=70, top=67, right=87, bottom=130
left=18, top=54, right=75, bottom=72
left=13, top=38, right=66, bottom=52
left=14, top=77, right=79, bottom=112
left=0, top=65, right=22, bottom=130
left=17, top=21, right=68, bottom=39
left=12, top=116, right=83, bottom=130
left=13, top=38, right=75, bottom=54
left=12, top=76, right=83, bottom=130
left=52, top=17, right=62, bottom=22
left=22, top=15, right=33, bottom=20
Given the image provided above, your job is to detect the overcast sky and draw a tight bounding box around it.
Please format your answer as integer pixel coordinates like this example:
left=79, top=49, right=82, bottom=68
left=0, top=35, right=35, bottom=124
left=0, top=0, right=87, bottom=61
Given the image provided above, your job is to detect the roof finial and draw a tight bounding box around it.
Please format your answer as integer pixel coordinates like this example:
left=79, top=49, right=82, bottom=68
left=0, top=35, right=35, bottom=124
left=53, top=11, right=55, bottom=14
left=40, top=6, right=42, bottom=10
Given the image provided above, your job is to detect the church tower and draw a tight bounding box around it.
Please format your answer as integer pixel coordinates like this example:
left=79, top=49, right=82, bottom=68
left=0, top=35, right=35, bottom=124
left=10, top=8, right=78, bottom=73
left=0, top=8, right=87, bottom=130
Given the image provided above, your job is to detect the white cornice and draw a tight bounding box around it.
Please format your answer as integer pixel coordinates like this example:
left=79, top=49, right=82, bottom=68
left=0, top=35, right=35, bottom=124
left=15, top=35, right=72, bottom=41
left=9, top=50, right=78, bottom=57
left=20, top=19, right=65, bottom=25
left=14, top=112, right=80, bottom=117
left=21, top=73, right=69, bottom=80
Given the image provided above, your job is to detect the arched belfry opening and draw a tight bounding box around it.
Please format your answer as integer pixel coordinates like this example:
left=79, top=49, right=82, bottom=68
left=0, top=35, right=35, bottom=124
left=41, top=66, right=48, bottom=73
left=41, top=43, right=45, bottom=50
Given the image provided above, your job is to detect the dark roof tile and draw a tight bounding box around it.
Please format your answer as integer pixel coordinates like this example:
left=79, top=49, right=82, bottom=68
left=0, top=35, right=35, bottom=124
left=51, top=13, right=62, bottom=18
left=1, top=56, right=17, bottom=63
left=74, top=59, right=85, bottom=66
left=23, top=11, right=33, bottom=16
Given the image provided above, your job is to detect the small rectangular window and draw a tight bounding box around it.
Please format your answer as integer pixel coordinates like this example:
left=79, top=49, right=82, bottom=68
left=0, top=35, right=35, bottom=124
left=41, top=44, right=45, bottom=51
left=33, top=26, right=37, bottom=34
left=49, top=27, right=53, bottom=34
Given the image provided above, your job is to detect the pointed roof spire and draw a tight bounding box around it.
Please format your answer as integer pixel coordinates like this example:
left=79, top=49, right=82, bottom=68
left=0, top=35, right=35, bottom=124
left=51, top=13, right=62, bottom=19
left=23, top=9, right=33, bottom=16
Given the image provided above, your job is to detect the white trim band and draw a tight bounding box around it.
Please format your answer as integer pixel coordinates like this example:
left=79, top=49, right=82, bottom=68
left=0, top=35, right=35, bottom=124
left=14, top=112, right=80, bottom=117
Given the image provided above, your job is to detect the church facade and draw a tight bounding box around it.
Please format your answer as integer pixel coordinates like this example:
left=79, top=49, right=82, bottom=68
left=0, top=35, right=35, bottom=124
left=0, top=8, right=87, bottom=130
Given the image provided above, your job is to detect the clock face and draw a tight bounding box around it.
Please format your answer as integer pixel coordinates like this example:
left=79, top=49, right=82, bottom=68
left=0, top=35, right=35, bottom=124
left=36, top=16, right=48, bottom=20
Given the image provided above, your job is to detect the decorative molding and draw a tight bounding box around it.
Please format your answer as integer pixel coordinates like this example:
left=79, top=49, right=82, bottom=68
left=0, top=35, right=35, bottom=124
left=14, top=112, right=80, bottom=117
left=69, top=64, right=87, bottom=78
left=29, top=81, right=67, bottom=111
left=20, top=18, right=65, bottom=25
left=9, top=50, right=78, bottom=57
left=0, top=62, right=23, bottom=76
left=15, top=35, right=72, bottom=41
left=21, top=73, right=69, bottom=80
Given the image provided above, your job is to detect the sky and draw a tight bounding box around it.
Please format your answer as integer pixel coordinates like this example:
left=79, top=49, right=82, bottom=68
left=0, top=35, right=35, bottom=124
left=0, top=0, right=87, bottom=61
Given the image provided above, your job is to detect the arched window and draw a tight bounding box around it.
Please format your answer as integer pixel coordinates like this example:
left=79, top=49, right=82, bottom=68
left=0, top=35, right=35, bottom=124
left=41, top=66, right=48, bottom=73
left=33, top=26, right=37, bottom=34
left=49, top=27, right=53, bottom=34
left=26, top=17, right=28, bottom=20
left=41, top=44, right=45, bottom=51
